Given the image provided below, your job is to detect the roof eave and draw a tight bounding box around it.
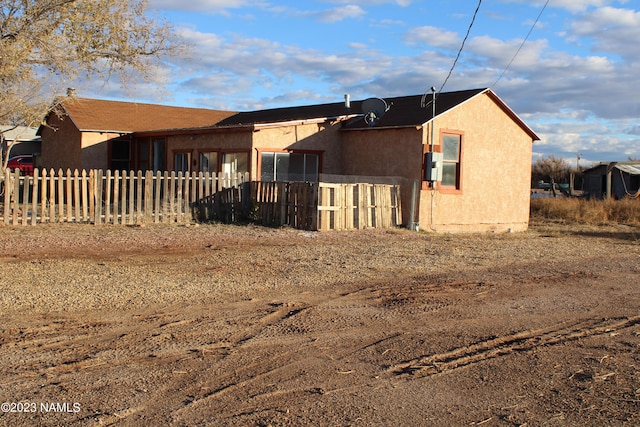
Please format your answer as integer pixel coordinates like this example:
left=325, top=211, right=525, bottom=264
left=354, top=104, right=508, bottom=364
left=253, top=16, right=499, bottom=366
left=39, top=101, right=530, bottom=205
left=484, top=89, right=540, bottom=142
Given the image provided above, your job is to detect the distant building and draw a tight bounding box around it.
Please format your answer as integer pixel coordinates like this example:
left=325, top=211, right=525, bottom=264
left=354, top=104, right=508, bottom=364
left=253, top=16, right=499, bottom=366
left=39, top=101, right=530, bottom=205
left=582, top=162, right=640, bottom=199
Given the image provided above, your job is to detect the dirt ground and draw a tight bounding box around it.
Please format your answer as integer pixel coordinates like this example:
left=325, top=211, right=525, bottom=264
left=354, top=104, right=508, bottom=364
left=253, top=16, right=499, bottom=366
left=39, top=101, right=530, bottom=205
left=0, top=220, right=639, bottom=427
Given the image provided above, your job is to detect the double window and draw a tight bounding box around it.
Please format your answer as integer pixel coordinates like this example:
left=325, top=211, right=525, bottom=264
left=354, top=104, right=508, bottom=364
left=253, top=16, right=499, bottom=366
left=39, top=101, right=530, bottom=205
left=195, top=151, right=248, bottom=175
left=260, top=152, right=319, bottom=182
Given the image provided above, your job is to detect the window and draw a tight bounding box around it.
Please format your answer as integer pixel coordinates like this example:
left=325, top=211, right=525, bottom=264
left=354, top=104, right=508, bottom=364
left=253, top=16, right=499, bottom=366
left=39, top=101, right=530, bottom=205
left=137, top=141, right=149, bottom=171
left=174, top=152, right=191, bottom=173
left=111, top=139, right=130, bottom=171
left=153, top=139, right=165, bottom=172
left=222, top=152, right=249, bottom=175
left=441, top=133, right=462, bottom=190
left=260, top=152, right=319, bottom=182
left=200, top=151, right=218, bottom=173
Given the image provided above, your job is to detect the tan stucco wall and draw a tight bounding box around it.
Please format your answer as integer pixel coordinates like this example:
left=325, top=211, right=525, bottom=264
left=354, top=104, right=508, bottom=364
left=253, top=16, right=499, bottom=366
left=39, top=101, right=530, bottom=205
left=40, top=115, right=83, bottom=171
left=163, top=121, right=345, bottom=180
left=340, top=127, right=424, bottom=225
left=251, top=121, right=344, bottom=178
left=166, top=131, right=253, bottom=173
left=80, top=133, right=115, bottom=170
left=418, top=93, right=533, bottom=233
left=41, top=114, right=114, bottom=171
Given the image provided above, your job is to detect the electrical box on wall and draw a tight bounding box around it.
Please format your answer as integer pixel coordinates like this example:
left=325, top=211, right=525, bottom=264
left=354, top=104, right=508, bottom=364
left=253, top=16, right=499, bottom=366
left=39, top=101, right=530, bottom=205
left=424, top=151, right=443, bottom=182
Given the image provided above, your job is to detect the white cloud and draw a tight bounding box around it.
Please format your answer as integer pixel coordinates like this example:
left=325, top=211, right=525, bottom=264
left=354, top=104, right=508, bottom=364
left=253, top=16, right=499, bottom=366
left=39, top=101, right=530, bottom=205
left=568, top=6, right=640, bottom=58
left=149, top=0, right=256, bottom=13
left=503, top=0, right=616, bottom=14
left=309, top=5, right=367, bottom=23
left=404, top=26, right=460, bottom=49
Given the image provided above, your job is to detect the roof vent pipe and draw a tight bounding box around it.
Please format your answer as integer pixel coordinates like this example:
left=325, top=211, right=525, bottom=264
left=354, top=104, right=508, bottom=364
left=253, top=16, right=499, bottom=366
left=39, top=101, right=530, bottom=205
left=344, top=94, right=351, bottom=110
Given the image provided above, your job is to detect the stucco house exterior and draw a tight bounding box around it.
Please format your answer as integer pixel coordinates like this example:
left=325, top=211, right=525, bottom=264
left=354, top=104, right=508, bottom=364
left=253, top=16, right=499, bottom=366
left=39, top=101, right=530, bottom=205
left=39, top=88, right=538, bottom=232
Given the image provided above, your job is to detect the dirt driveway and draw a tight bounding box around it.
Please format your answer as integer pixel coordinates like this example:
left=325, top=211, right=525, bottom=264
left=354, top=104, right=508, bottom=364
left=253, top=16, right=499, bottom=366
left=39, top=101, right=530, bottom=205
left=0, top=221, right=639, bottom=426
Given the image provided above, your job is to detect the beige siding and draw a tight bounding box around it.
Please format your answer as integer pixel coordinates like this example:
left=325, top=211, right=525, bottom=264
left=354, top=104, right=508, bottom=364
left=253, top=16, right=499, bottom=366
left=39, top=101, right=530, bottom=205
left=341, top=128, right=423, bottom=179
left=166, top=132, right=253, bottom=173
left=418, top=93, right=533, bottom=232
left=252, top=122, right=344, bottom=178
left=81, top=133, right=115, bottom=170
left=340, top=127, right=423, bottom=225
left=40, top=115, right=83, bottom=171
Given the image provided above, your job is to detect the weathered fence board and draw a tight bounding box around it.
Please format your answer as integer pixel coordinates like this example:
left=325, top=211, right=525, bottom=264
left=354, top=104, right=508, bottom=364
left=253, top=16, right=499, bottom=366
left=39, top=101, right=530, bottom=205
left=316, top=182, right=402, bottom=231
left=0, top=169, right=401, bottom=230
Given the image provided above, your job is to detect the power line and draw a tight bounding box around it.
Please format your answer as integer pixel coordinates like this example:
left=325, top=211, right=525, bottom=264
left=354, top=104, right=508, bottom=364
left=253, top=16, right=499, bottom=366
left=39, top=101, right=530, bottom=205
left=438, top=0, right=482, bottom=94
left=492, top=0, right=550, bottom=88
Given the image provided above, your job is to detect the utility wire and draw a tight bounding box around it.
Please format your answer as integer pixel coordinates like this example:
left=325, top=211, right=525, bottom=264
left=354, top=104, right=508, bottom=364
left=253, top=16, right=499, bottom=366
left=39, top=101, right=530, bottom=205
left=492, top=0, right=549, bottom=88
left=438, top=0, right=482, bottom=94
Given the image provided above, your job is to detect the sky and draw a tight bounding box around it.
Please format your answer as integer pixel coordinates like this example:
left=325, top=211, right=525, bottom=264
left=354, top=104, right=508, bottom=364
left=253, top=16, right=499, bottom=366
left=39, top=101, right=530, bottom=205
left=78, top=0, right=640, bottom=166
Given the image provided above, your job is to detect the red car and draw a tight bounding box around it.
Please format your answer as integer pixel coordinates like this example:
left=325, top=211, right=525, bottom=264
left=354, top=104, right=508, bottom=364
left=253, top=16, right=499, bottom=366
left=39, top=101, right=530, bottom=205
left=6, top=155, right=34, bottom=176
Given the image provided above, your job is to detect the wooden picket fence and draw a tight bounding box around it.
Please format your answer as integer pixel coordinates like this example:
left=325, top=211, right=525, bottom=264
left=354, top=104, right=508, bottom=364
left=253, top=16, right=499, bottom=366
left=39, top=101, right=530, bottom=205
left=0, top=168, right=249, bottom=226
left=0, top=169, right=402, bottom=230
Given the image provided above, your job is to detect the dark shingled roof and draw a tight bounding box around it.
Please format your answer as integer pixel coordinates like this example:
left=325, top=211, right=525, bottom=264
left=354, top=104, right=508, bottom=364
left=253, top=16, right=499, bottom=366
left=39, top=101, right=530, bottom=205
left=216, top=89, right=487, bottom=129
left=217, top=101, right=364, bottom=127
left=50, top=88, right=538, bottom=141
left=342, top=88, right=486, bottom=130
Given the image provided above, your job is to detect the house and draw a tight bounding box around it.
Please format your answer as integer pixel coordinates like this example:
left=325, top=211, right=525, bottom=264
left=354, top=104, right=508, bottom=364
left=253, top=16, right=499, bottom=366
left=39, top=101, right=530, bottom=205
left=38, top=98, right=236, bottom=171
left=1, top=125, right=41, bottom=160
left=40, top=88, right=539, bottom=232
left=582, top=162, right=640, bottom=199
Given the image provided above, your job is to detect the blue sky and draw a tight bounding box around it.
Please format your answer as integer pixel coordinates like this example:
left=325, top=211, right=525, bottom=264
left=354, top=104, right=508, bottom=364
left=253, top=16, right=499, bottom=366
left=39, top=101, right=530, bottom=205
left=79, top=0, right=640, bottom=165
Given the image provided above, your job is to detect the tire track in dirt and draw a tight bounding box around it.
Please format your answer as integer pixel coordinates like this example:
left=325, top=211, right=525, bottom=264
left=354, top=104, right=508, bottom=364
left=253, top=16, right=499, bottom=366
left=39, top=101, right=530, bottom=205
left=389, top=315, right=640, bottom=378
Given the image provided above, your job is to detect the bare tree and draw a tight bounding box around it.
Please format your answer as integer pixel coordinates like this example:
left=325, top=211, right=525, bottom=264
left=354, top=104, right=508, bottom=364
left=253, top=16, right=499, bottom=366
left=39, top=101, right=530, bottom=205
left=0, top=0, right=185, bottom=171
left=532, top=155, right=574, bottom=196
left=533, top=155, right=572, bottom=183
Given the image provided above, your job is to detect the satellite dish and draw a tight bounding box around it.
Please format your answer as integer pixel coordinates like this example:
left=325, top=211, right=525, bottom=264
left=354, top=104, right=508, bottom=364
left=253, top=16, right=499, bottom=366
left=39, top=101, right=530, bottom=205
left=361, top=97, right=389, bottom=126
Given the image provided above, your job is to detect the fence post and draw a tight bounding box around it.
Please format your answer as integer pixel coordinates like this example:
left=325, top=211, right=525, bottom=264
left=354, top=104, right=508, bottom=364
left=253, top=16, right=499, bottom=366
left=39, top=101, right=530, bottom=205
left=65, top=169, right=73, bottom=223
left=144, top=170, right=153, bottom=224
left=57, top=169, right=64, bottom=223
left=49, top=169, right=56, bottom=223
left=154, top=171, right=161, bottom=223
left=40, top=169, right=48, bottom=223
left=81, top=170, right=88, bottom=223
left=12, top=169, right=20, bottom=225
left=95, top=169, right=103, bottom=224
left=73, top=169, right=81, bottom=223
left=136, top=170, right=143, bottom=224
left=31, top=168, right=39, bottom=225
left=278, top=181, right=287, bottom=226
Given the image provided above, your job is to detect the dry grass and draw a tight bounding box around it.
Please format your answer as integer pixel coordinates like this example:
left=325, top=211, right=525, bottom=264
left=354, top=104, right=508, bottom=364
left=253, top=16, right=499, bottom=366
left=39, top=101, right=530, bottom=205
left=530, top=197, right=640, bottom=226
